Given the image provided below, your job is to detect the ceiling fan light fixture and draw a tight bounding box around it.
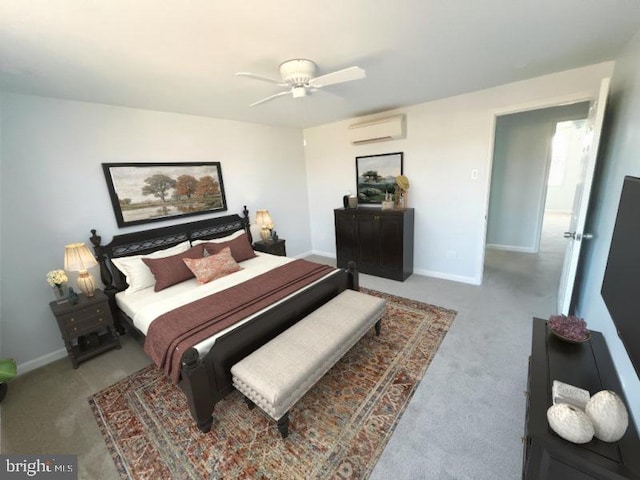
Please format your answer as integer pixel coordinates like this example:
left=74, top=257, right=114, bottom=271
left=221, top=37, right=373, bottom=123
left=279, top=59, right=316, bottom=85
left=292, top=86, right=307, bottom=98
left=238, top=58, right=365, bottom=107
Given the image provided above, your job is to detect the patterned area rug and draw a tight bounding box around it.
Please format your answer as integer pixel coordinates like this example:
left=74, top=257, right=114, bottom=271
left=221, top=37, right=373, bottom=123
left=89, top=289, right=456, bottom=479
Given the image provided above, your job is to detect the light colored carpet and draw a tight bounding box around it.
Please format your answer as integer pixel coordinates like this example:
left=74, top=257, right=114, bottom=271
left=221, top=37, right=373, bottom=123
left=365, top=211, right=569, bottom=480
left=1, top=212, right=568, bottom=479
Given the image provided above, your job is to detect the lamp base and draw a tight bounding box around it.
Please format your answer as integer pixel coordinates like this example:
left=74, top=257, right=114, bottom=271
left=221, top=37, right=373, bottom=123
left=77, top=271, right=96, bottom=297
left=260, top=228, right=271, bottom=243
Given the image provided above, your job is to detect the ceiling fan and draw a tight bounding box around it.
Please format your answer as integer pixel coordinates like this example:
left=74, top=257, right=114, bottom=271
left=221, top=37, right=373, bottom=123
left=236, top=59, right=366, bottom=107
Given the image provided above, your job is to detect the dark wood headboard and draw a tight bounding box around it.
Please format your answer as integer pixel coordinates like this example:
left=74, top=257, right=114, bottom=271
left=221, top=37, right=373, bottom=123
left=90, top=206, right=252, bottom=295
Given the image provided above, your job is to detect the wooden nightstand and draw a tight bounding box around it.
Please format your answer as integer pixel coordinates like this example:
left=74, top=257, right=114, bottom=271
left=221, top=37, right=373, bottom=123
left=49, top=289, right=121, bottom=368
left=253, top=239, right=287, bottom=256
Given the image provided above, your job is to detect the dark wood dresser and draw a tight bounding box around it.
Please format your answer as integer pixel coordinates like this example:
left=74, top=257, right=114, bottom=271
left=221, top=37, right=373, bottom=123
left=253, top=238, right=286, bottom=256
left=49, top=289, right=121, bottom=368
left=523, top=318, right=640, bottom=479
left=334, top=207, right=414, bottom=281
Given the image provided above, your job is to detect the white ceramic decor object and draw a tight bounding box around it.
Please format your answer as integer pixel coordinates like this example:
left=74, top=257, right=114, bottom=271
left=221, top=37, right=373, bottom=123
left=547, top=403, right=595, bottom=444
left=585, top=390, right=629, bottom=442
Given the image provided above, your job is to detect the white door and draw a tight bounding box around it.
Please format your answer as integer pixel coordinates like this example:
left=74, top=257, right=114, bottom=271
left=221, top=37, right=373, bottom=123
left=557, top=77, right=610, bottom=314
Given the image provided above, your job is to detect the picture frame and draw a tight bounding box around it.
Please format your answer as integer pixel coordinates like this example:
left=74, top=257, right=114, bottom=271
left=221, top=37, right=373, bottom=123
left=355, top=152, right=403, bottom=204
left=102, top=162, right=228, bottom=227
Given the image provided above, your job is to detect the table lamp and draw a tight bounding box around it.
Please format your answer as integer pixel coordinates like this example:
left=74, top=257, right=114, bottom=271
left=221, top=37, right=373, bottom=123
left=255, top=210, right=273, bottom=242
left=64, top=242, right=99, bottom=297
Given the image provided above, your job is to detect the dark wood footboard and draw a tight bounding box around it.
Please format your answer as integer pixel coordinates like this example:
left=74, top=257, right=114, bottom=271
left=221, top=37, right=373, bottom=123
left=179, top=263, right=358, bottom=432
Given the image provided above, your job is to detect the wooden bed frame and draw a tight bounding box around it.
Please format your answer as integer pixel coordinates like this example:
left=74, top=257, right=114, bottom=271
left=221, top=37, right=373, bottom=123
left=90, top=207, right=358, bottom=433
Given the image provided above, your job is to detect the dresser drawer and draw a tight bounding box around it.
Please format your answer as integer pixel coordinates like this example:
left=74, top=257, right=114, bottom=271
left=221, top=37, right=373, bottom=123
left=60, top=303, right=112, bottom=332
left=64, top=314, right=111, bottom=335
left=61, top=302, right=111, bottom=323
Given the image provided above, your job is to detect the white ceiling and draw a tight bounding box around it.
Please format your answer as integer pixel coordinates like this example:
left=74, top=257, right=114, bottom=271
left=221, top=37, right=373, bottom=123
left=1, top=1, right=640, bottom=128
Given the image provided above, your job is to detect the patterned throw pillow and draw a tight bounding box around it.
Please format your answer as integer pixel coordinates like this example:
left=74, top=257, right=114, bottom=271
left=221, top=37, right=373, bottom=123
left=183, top=247, right=242, bottom=285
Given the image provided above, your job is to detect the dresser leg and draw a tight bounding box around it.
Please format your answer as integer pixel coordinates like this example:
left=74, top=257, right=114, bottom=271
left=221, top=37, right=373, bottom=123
left=109, top=326, right=122, bottom=349
left=65, top=340, right=79, bottom=369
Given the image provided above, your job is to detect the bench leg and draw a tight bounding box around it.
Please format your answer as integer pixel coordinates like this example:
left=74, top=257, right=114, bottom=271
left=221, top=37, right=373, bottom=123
left=375, top=319, right=382, bottom=336
left=277, top=412, right=290, bottom=439
left=244, top=396, right=255, bottom=410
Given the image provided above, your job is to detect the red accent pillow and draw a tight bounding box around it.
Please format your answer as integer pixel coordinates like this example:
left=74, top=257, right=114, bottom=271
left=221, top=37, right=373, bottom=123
left=142, top=244, right=204, bottom=291
left=202, top=232, right=256, bottom=262
left=183, top=247, right=242, bottom=284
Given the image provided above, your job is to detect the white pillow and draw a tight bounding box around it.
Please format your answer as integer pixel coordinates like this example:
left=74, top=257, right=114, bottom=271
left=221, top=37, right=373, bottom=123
left=111, top=241, right=190, bottom=294
left=191, top=229, right=245, bottom=246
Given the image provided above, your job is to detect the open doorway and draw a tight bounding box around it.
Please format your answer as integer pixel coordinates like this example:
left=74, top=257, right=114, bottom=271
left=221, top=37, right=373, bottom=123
left=484, top=103, right=589, bottom=304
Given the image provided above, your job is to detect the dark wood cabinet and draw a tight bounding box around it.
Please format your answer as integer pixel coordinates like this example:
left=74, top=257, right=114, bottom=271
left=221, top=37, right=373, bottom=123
left=523, top=318, right=640, bottom=479
left=334, top=207, right=414, bottom=281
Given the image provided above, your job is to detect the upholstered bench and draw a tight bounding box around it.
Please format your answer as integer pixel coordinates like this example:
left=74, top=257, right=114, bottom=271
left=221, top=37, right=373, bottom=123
left=231, top=289, right=386, bottom=438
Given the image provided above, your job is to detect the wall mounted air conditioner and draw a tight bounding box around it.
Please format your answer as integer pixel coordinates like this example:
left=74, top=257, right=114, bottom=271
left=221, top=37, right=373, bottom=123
left=347, top=114, right=406, bottom=145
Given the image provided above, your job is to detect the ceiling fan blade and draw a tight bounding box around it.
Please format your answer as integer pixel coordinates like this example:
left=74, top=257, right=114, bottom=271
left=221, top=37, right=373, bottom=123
left=236, top=72, right=287, bottom=86
left=249, top=90, right=291, bottom=107
left=309, top=66, right=366, bottom=88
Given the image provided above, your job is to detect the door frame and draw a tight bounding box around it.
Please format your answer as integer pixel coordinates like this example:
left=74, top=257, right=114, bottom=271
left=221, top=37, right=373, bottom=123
left=477, top=91, right=598, bottom=285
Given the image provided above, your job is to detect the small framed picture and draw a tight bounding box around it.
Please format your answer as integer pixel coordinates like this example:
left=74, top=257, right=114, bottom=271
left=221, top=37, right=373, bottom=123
left=355, top=152, right=403, bottom=204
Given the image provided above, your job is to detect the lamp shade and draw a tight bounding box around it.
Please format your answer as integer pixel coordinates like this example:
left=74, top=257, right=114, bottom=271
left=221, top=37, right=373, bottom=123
left=64, top=242, right=99, bottom=297
left=255, top=210, right=273, bottom=228
left=64, top=243, right=98, bottom=272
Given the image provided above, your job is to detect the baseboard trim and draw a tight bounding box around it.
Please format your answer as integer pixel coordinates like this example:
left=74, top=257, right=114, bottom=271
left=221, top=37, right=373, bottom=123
left=310, top=250, right=336, bottom=259
left=16, top=348, right=68, bottom=376
left=292, top=249, right=314, bottom=259
left=413, top=268, right=480, bottom=285
left=306, top=252, right=478, bottom=284
left=486, top=243, right=537, bottom=254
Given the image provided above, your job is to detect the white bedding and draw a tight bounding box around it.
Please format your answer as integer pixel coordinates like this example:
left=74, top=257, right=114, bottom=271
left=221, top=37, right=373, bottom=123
left=116, top=252, right=338, bottom=355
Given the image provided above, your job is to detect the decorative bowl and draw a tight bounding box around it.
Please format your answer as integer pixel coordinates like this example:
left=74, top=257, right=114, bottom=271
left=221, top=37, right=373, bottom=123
left=547, top=314, right=590, bottom=343
left=550, top=328, right=591, bottom=344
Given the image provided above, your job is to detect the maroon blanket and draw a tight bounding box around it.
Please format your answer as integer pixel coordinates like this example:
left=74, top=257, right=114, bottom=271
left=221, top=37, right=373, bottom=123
left=144, top=259, right=334, bottom=383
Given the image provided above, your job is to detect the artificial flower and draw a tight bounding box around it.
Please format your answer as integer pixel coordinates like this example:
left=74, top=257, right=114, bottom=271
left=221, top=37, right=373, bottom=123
left=46, top=269, right=68, bottom=287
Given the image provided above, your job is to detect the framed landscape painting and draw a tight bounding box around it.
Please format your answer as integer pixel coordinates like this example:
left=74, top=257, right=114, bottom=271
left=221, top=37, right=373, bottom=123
left=356, top=152, right=403, bottom=204
left=102, top=162, right=228, bottom=227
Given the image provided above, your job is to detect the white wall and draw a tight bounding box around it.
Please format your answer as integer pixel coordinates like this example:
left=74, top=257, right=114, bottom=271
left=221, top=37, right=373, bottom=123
left=304, top=62, right=613, bottom=284
left=575, top=29, right=640, bottom=429
left=0, top=93, right=308, bottom=371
